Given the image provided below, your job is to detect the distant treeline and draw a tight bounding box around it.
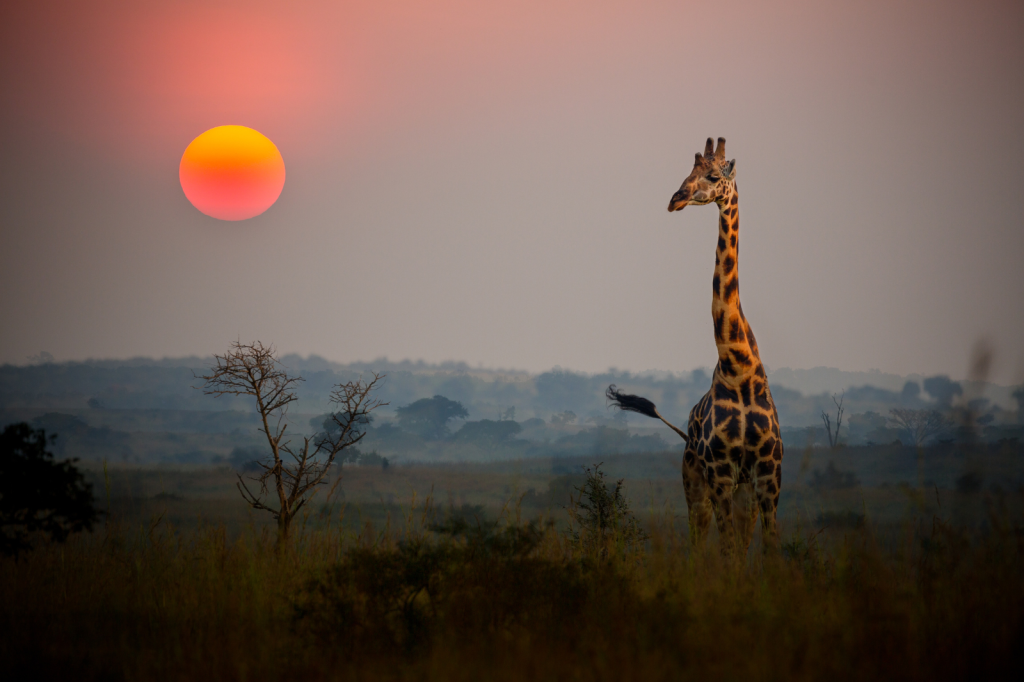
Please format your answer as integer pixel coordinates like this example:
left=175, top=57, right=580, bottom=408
left=1, top=357, right=1022, bottom=465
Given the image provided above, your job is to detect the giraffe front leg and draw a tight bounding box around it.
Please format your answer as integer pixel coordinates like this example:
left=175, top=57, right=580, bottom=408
left=733, top=479, right=758, bottom=556
left=709, top=480, right=738, bottom=560
left=682, top=449, right=712, bottom=548
left=755, top=455, right=782, bottom=551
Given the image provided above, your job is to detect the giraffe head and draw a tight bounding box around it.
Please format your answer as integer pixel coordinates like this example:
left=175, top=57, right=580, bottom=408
left=667, top=137, right=736, bottom=212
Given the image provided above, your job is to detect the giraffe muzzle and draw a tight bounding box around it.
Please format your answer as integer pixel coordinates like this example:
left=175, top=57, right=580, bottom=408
left=668, top=193, right=689, bottom=212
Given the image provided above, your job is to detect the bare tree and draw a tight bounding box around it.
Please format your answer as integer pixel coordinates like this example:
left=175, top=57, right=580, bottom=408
left=887, top=408, right=947, bottom=447
left=198, top=341, right=386, bottom=545
left=821, top=391, right=844, bottom=449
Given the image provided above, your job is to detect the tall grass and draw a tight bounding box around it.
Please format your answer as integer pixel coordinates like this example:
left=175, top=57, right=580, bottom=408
left=2, top=489, right=1022, bottom=681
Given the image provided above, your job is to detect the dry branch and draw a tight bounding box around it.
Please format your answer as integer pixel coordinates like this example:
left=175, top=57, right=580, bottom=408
left=888, top=408, right=948, bottom=447
left=197, top=341, right=386, bottom=545
left=821, top=391, right=844, bottom=449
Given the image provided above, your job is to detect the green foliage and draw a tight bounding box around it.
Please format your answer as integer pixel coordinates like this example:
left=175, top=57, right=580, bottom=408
left=451, top=419, right=522, bottom=446
left=311, top=410, right=374, bottom=435
left=357, top=449, right=390, bottom=470
left=2, top=500, right=1024, bottom=680
left=293, top=518, right=593, bottom=655
left=0, top=422, right=99, bottom=556
left=566, top=463, right=649, bottom=560
left=395, top=395, right=469, bottom=440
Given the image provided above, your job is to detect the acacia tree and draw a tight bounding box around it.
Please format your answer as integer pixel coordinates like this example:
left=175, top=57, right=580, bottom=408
left=888, top=408, right=947, bottom=447
left=199, top=341, right=386, bottom=545
left=395, top=395, right=468, bottom=440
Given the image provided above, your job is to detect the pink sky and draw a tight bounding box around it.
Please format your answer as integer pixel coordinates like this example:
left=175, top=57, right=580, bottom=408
left=2, top=0, right=1023, bottom=384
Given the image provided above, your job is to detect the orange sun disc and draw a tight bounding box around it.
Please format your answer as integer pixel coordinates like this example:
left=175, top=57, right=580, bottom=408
left=179, top=125, right=285, bottom=221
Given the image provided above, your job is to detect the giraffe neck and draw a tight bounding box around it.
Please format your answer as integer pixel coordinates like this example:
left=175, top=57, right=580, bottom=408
left=711, top=184, right=763, bottom=382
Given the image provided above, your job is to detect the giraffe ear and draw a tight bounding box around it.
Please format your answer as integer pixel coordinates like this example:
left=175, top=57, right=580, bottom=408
left=723, top=159, right=736, bottom=179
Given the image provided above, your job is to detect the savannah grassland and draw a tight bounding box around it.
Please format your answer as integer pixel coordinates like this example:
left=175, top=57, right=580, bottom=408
left=2, top=450, right=1023, bottom=681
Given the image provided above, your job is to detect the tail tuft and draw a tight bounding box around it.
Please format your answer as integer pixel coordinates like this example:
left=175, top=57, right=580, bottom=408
left=606, top=385, right=660, bottom=420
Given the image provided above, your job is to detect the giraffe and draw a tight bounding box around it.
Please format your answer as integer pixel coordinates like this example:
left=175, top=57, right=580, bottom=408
left=607, top=137, right=783, bottom=557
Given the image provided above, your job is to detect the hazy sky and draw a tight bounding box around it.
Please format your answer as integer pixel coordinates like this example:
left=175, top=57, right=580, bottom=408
left=2, top=0, right=1023, bottom=383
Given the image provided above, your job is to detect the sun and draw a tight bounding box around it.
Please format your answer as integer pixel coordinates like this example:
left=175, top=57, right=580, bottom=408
left=179, top=125, right=285, bottom=221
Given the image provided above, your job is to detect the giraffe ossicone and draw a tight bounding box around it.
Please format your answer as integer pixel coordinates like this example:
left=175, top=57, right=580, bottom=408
left=610, top=136, right=783, bottom=558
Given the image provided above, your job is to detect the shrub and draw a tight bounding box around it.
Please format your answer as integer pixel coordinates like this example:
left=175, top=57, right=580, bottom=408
left=566, top=463, right=649, bottom=561
left=0, top=422, right=99, bottom=556
left=292, top=518, right=603, bottom=655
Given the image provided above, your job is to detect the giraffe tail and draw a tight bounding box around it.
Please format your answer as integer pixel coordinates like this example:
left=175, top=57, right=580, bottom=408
left=606, top=385, right=689, bottom=442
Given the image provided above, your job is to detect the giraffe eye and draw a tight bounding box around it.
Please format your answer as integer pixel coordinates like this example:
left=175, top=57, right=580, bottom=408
left=707, top=175, right=721, bottom=183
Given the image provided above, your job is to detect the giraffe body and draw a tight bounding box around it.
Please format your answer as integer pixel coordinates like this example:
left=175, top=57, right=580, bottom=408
left=606, top=138, right=783, bottom=555
left=670, top=138, right=784, bottom=556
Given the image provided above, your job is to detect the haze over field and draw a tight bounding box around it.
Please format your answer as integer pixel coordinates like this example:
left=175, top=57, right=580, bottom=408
left=2, top=0, right=1023, bottom=383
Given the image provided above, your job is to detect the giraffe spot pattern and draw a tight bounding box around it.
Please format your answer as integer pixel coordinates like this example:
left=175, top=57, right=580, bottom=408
left=739, top=379, right=751, bottom=406
left=714, top=404, right=739, bottom=426
left=730, top=319, right=746, bottom=343
left=714, top=382, right=738, bottom=403
left=686, top=369, right=785, bottom=544
left=724, top=415, right=742, bottom=440
left=708, top=435, right=726, bottom=460
left=675, top=177, right=783, bottom=554
left=722, top=277, right=738, bottom=301
left=742, top=449, right=757, bottom=471
left=731, top=348, right=752, bottom=366
left=744, top=412, right=770, bottom=446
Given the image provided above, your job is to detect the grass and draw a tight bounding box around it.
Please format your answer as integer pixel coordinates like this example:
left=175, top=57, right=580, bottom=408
left=2, top=458, right=1023, bottom=681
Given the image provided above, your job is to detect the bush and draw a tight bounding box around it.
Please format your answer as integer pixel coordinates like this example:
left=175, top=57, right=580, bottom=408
left=0, top=422, right=99, bottom=556
left=566, top=463, right=649, bottom=561
left=3, top=504, right=1024, bottom=680
left=293, top=518, right=607, bottom=655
